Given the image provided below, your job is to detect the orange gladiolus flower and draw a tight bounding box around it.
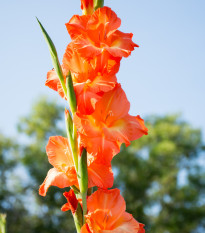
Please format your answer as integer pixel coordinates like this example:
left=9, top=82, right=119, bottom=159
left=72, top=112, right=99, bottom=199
left=74, top=84, right=148, bottom=165
left=62, top=42, right=120, bottom=114
left=66, top=7, right=138, bottom=59
left=39, top=135, right=114, bottom=196
left=80, top=189, right=145, bottom=233
left=46, top=42, right=121, bottom=114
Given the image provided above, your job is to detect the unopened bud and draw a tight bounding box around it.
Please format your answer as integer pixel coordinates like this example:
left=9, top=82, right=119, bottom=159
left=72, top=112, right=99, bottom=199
left=78, top=149, right=88, bottom=194
left=81, top=0, right=94, bottom=15
left=66, top=72, right=77, bottom=115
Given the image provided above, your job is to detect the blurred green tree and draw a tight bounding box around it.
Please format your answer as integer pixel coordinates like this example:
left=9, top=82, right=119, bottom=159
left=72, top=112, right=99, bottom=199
left=1, top=97, right=75, bottom=233
left=1, top=98, right=204, bottom=232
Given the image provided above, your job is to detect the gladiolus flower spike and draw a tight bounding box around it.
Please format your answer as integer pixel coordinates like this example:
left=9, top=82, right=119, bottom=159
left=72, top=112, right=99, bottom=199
left=37, top=1, right=148, bottom=232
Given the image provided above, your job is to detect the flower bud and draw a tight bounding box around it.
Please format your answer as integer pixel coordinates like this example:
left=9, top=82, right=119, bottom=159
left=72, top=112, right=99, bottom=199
left=65, top=108, right=73, bottom=139
left=78, top=149, right=88, bottom=194
left=66, top=71, right=77, bottom=115
left=81, top=0, right=94, bottom=15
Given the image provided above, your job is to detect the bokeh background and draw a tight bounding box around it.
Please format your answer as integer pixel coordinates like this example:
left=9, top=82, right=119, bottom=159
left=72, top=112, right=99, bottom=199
left=0, top=0, right=205, bottom=232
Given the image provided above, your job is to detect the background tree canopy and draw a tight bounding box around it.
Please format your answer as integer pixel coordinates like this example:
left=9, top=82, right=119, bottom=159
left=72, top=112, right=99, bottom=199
left=0, top=97, right=204, bottom=233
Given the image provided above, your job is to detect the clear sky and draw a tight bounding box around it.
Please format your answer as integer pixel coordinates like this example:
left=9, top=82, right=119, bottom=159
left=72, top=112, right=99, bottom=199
left=0, top=0, right=205, bottom=138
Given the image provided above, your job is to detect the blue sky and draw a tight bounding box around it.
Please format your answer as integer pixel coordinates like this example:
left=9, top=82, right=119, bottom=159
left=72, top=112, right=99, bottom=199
left=0, top=0, right=205, bottom=138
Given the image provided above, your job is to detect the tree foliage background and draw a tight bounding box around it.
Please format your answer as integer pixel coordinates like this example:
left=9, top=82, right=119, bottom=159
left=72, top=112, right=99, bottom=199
left=0, top=97, right=205, bottom=233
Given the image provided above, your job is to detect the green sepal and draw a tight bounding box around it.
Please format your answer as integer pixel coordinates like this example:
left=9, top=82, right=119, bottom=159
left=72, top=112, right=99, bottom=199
left=71, top=185, right=80, bottom=194
left=65, top=108, right=73, bottom=142
left=87, top=187, right=93, bottom=196
left=94, top=0, right=104, bottom=10
left=36, top=18, right=67, bottom=96
left=65, top=109, right=78, bottom=171
left=66, top=71, right=77, bottom=115
left=78, top=149, right=88, bottom=222
left=73, top=203, right=83, bottom=233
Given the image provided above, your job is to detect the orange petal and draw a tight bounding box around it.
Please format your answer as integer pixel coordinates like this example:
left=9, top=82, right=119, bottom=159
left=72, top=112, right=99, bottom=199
left=106, top=30, right=139, bottom=58
left=87, top=189, right=126, bottom=219
left=86, top=211, right=145, bottom=233
left=45, top=69, right=59, bottom=91
left=63, top=44, right=117, bottom=115
left=45, top=68, right=67, bottom=99
left=80, top=224, right=91, bottom=233
left=80, top=134, right=120, bottom=165
left=74, top=114, right=101, bottom=137
left=66, top=15, right=90, bottom=40
left=57, top=81, right=66, bottom=99
left=39, top=168, right=71, bottom=196
left=74, top=75, right=116, bottom=115
left=109, top=212, right=145, bottom=233
left=124, top=115, right=148, bottom=141
left=46, top=136, right=74, bottom=171
left=61, top=189, right=78, bottom=213
left=87, top=159, right=114, bottom=189
left=63, top=44, right=120, bottom=80
left=87, top=7, right=121, bottom=40
left=73, top=34, right=102, bottom=58
left=76, top=89, right=102, bottom=115
left=89, top=74, right=117, bottom=93
left=93, top=84, right=130, bottom=123
left=103, top=115, right=148, bottom=146
left=91, top=52, right=121, bottom=76
left=63, top=43, right=92, bottom=79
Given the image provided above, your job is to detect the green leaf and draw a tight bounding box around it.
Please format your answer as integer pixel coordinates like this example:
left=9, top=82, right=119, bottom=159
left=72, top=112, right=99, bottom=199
left=36, top=18, right=67, bottom=96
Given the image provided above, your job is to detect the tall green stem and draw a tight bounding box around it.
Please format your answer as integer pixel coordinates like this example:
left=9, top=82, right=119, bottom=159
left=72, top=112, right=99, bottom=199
left=37, top=16, right=90, bottom=232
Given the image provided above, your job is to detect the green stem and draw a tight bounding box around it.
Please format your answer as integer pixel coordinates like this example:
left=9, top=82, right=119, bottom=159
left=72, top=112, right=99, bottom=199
left=94, top=0, right=104, bottom=10
left=37, top=17, right=82, bottom=233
